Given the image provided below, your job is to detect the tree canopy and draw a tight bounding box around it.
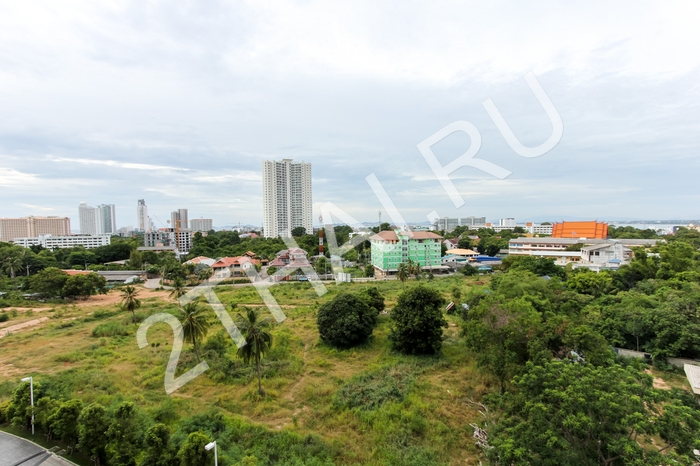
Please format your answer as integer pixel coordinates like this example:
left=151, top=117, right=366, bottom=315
left=317, top=292, right=378, bottom=348
left=389, top=286, right=447, bottom=355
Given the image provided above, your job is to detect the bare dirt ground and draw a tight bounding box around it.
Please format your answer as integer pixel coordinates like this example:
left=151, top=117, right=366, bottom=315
left=0, top=287, right=170, bottom=338
left=646, top=369, right=672, bottom=390
left=0, top=317, right=49, bottom=339
left=72, top=288, right=171, bottom=308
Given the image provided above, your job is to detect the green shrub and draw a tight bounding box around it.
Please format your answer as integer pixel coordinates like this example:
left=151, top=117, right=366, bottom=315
left=361, top=287, right=385, bottom=312
left=317, top=292, right=377, bottom=348
left=91, top=322, right=131, bottom=337
left=334, top=364, right=415, bottom=410
left=85, top=309, right=119, bottom=321
left=0, top=400, right=10, bottom=424
left=0, top=312, right=9, bottom=323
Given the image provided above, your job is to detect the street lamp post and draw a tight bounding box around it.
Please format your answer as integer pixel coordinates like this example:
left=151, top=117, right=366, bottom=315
left=204, top=441, right=217, bottom=466
left=20, top=377, right=34, bottom=435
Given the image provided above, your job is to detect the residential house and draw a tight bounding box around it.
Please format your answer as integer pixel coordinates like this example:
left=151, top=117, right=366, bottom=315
left=211, top=256, right=261, bottom=278
left=185, top=256, right=216, bottom=267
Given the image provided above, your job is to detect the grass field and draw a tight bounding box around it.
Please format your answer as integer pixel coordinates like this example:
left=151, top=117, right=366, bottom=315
left=0, top=276, right=498, bottom=465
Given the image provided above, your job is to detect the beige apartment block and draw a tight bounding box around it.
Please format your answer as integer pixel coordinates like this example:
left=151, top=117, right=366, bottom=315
left=0, top=216, right=71, bottom=242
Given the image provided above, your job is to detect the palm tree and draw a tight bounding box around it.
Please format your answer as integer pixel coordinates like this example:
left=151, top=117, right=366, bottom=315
left=412, top=262, right=422, bottom=280
left=2, top=253, right=24, bottom=279
left=169, top=278, right=186, bottom=301
left=235, top=307, right=274, bottom=395
left=397, top=262, right=409, bottom=288
left=120, top=285, right=141, bottom=323
left=180, top=302, right=211, bottom=362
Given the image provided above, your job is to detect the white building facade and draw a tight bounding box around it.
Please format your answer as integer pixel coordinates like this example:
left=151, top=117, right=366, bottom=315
left=14, top=234, right=111, bottom=249
left=262, top=159, right=313, bottom=238
left=79, top=203, right=117, bottom=235
left=97, top=204, right=117, bottom=234
left=190, top=218, right=213, bottom=232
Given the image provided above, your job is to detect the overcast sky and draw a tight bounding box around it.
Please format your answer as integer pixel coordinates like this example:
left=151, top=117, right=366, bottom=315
left=1, top=1, right=699, bottom=229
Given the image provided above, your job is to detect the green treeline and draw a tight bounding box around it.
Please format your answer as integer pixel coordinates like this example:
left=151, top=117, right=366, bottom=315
left=461, top=234, right=700, bottom=464
left=0, top=381, right=333, bottom=466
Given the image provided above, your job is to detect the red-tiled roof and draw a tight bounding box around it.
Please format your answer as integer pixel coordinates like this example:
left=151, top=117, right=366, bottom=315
left=268, top=257, right=286, bottom=267
left=186, top=256, right=214, bottom=264
left=369, top=231, right=399, bottom=241
left=409, top=231, right=443, bottom=239
left=211, top=256, right=261, bottom=268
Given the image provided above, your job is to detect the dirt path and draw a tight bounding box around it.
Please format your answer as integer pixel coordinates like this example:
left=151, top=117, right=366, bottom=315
left=0, top=317, right=49, bottom=338
left=72, top=288, right=171, bottom=308
left=646, top=369, right=672, bottom=390
left=0, top=307, right=52, bottom=313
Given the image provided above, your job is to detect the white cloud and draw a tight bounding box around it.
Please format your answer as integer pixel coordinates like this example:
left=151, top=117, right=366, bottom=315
left=0, top=1, right=699, bottom=225
left=47, top=156, right=189, bottom=172
left=0, top=168, right=38, bottom=187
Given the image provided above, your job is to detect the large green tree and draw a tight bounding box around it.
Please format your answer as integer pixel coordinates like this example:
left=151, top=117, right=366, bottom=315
left=141, top=423, right=176, bottom=466
left=62, top=273, right=107, bottom=299
left=489, top=361, right=700, bottom=465
left=29, top=267, right=69, bottom=297
left=106, top=401, right=142, bottom=466
left=389, top=286, right=447, bottom=355
left=463, top=297, right=543, bottom=393
left=49, top=399, right=83, bottom=449
left=317, top=293, right=377, bottom=348
left=77, top=403, right=110, bottom=466
left=178, top=432, right=214, bottom=466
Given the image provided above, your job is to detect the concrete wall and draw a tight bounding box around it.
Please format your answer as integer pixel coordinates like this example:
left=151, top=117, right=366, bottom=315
left=667, top=357, right=700, bottom=368
left=614, top=348, right=700, bottom=368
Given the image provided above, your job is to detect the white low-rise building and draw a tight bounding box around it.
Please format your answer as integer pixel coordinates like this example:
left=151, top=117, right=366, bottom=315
left=13, top=234, right=111, bottom=249
left=509, top=237, right=659, bottom=268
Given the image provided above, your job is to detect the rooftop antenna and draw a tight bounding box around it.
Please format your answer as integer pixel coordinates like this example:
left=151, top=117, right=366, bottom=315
left=378, top=210, right=381, bottom=226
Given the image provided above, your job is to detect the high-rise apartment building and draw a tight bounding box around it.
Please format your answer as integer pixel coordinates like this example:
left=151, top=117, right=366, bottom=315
left=171, top=209, right=188, bottom=230
left=190, top=218, right=213, bottom=232
left=79, top=203, right=117, bottom=235
left=137, top=199, right=149, bottom=232
left=97, top=204, right=117, bottom=234
left=262, top=159, right=312, bottom=238
left=79, top=202, right=99, bottom=235
left=0, top=216, right=71, bottom=242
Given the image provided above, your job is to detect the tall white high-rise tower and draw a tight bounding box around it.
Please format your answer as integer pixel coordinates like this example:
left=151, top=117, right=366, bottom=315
left=80, top=202, right=117, bottom=235
left=262, top=159, right=312, bottom=238
left=79, top=202, right=98, bottom=235
left=137, top=199, right=149, bottom=232
left=97, top=204, right=117, bottom=234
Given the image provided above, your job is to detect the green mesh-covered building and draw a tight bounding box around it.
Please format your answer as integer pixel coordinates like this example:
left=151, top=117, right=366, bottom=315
left=370, top=230, right=443, bottom=277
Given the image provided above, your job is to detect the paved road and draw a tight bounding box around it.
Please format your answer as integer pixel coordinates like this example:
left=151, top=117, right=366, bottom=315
left=0, top=431, right=76, bottom=466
